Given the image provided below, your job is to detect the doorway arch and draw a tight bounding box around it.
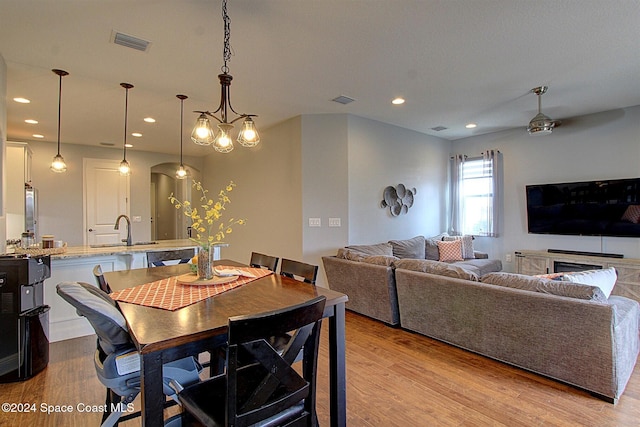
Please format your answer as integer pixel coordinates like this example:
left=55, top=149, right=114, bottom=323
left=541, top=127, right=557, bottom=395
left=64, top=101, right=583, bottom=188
left=150, top=162, right=200, bottom=241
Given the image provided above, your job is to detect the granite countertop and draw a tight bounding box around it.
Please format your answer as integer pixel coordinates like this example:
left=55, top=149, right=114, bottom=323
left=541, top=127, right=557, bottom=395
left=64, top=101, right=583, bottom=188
left=50, top=239, right=202, bottom=260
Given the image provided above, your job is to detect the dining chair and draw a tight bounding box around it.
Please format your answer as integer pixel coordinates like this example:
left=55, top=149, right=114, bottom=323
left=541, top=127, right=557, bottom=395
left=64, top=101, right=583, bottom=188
left=146, top=248, right=196, bottom=267
left=56, top=281, right=202, bottom=427
left=172, top=296, right=327, bottom=427
left=280, top=258, right=319, bottom=284
left=92, top=264, right=112, bottom=294
left=249, top=251, right=279, bottom=272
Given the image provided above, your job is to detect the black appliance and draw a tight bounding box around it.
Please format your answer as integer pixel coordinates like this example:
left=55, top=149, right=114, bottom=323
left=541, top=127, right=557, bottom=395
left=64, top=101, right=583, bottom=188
left=0, top=254, right=51, bottom=382
left=526, top=177, right=640, bottom=237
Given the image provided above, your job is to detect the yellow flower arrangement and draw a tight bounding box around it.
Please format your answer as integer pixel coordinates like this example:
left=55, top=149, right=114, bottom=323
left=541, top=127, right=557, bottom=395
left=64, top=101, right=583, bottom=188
left=169, top=181, right=246, bottom=250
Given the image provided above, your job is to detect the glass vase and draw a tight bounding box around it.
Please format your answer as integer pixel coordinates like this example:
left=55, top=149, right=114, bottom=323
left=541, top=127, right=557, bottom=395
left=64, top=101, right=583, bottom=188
left=197, top=247, right=214, bottom=280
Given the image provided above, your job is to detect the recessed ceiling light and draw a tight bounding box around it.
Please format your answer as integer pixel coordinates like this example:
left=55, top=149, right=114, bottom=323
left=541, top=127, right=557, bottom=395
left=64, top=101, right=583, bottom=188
left=14, top=97, right=30, bottom=104
left=465, top=123, right=477, bottom=129
left=32, top=134, right=44, bottom=138
left=25, top=119, right=38, bottom=124
left=144, top=117, right=156, bottom=123
left=131, top=132, right=142, bottom=137
left=125, top=143, right=133, bottom=148
left=392, top=97, right=405, bottom=105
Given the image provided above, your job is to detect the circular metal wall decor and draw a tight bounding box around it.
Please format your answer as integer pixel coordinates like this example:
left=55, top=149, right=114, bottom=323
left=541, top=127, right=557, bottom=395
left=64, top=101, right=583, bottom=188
left=380, top=184, right=416, bottom=216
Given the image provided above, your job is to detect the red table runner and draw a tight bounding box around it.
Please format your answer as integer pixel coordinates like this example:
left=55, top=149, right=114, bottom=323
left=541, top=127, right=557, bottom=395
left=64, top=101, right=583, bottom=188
left=111, top=266, right=272, bottom=311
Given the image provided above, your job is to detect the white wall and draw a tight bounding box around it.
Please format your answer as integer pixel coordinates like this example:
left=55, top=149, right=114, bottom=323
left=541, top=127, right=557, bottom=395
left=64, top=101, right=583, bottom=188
left=347, top=115, right=450, bottom=244
left=452, top=106, right=640, bottom=271
left=201, top=116, right=304, bottom=268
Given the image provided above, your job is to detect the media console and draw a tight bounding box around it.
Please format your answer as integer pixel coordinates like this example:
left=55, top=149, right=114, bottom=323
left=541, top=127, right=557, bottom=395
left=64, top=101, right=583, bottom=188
left=547, top=248, right=624, bottom=259
left=515, top=249, right=640, bottom=305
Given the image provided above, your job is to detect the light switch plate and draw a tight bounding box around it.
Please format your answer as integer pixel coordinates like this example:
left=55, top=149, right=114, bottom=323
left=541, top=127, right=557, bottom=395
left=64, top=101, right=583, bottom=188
left=132, top=216, right=142, bottom=223
left=329, top=218, right=341, bottom=227
left=308, top=218, right=321, bottom=227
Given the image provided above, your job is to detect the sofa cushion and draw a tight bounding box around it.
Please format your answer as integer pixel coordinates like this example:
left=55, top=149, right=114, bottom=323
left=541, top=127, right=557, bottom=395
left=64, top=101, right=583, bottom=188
left=425, top=233, right=447, bottom=261
left=437, top=240, right=464, bottom=262
left=393, top=259, right=479, bottom=282
left=345, top=242, right=394, bottom=257
left=362, top=255, right=399, bottom=266
left=481, top=272, right=608, bottom=302
left=561, top=267, right=617, bottom=299
left=456, top=258, right=503, bottom=276
left=389, top=236, right=426, bottom=259
left=443, top=235, right=475, bottom=259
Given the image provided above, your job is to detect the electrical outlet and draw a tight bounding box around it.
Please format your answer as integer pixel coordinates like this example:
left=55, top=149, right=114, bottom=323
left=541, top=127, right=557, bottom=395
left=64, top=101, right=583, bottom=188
left=308, top=218, right=321, bottom=227
left=132, top=216, right=142, bottom=223
left=505, top=253, right=512, bottom=263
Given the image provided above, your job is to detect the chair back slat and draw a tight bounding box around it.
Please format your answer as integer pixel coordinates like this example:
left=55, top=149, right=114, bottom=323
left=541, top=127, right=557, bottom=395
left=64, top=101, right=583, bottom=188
left=280, top=258, right=319, bottom=284
left=146, top=249, right=195, bottom=267
left=249, top=252, right=279, bottom=272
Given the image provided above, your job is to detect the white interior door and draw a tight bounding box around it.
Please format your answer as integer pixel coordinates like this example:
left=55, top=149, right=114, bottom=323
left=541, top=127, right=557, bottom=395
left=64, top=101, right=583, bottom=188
left=84, top=158, right=130, bottom=245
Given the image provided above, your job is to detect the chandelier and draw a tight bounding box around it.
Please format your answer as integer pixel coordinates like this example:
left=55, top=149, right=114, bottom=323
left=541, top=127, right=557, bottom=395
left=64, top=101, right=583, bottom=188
left=191, top=0, right=259, bottom=153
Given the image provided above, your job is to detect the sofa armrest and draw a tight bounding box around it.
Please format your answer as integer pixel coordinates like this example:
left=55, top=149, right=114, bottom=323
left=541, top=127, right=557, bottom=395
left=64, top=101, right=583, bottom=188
left=322, top=256, right=399, bottom=325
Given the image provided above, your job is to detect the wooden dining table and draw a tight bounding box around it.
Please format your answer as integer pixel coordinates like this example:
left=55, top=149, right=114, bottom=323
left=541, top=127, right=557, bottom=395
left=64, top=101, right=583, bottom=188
left=104, top=260, right=348, bottom=427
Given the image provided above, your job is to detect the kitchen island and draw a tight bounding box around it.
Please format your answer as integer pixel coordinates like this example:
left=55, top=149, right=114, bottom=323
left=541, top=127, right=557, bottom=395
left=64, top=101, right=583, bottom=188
left=44, top=239, right=224, bottom=342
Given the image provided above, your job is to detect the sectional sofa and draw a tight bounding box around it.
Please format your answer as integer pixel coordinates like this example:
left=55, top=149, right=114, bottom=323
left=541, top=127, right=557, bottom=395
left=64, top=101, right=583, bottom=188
left=322, top=235, right=640, bottom=402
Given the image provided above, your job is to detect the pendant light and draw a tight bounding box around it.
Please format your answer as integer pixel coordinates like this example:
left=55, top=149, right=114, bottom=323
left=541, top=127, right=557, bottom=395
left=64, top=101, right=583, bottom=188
left=50, top=69, right=68, bottom=172
left=119, top=83, right=133, bottom=176
left=191, top=0, right=260, bottom=152
left=176, top=94, right=188, bottom=179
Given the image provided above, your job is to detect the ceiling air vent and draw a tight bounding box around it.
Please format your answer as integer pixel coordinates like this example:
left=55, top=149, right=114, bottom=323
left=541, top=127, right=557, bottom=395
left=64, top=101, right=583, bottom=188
left=331, top=95, right=355, bottom=105
left=431, top=126, right=448, bottom=132
left=111, top=30, right=152, bottom=52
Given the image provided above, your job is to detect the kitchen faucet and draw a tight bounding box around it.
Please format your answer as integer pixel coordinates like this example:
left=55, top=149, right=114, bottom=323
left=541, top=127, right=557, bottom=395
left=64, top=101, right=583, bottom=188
left=114, top=214, right=132, bottom=246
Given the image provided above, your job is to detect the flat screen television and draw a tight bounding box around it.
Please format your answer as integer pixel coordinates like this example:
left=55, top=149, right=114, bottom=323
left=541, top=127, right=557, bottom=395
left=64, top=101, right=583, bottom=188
left=526, top=177, right=640, bottom=237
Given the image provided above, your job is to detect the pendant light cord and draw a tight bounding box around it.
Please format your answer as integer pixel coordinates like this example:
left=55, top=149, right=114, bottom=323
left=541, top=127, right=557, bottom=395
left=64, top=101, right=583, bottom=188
left=57, top=73, right=62, bottom=155
left=221, top=0, right=231, bottom=73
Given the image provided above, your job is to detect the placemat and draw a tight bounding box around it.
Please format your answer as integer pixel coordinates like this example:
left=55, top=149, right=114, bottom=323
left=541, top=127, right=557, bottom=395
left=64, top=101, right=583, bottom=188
left=111, top=266, right=272, bottom=311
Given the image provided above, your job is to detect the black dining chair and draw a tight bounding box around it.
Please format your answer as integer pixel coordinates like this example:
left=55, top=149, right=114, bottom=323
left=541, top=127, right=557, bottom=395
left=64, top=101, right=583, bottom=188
left=173, top=296, right=327, bottom=427
left=146, top=248, right=196, bottom=267
left=92, top=264, right=112, bottom=294
left=280, top=258, right=319, bottom=284
left=249, top=251, right=279, bottom=272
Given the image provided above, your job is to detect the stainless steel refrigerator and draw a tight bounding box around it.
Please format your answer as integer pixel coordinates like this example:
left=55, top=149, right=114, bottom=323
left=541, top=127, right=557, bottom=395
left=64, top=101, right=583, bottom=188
left=25, top=184, right=38, bottom=241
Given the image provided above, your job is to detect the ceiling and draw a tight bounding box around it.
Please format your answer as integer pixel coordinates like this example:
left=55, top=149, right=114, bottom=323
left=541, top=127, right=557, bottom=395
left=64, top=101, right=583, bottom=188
left=1, top=0, right=639, bottom=158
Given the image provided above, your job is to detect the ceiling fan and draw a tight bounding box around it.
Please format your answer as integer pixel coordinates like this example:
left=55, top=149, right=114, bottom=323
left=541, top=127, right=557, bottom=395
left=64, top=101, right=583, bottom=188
left=527, top=86, right=561, bottom=135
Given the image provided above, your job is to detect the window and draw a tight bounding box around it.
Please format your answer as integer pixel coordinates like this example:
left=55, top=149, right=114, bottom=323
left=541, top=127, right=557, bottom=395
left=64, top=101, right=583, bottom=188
left=449, top=150, right=502, bottom=237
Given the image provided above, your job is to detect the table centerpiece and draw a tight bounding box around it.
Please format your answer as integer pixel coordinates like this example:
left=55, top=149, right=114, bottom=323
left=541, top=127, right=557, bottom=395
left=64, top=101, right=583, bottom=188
left=169, top=181, right=245, bottom=280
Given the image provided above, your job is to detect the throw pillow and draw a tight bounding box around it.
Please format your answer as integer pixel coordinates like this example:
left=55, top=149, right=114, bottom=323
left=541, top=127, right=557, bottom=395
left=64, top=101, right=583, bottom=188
left=425, top=233, right=447, bottom=261
left=561, top=267, right=617, bottom=299
left=621, top=205, right=640, bottom=223
left=437, top=239, right=463, bottom=262
left=443, top=235, right=475, bottom=259
left=389, top=236, right=426, bottom=259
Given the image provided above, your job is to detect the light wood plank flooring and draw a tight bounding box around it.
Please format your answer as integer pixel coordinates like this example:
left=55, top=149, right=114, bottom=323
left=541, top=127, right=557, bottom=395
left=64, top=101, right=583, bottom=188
left=1, top=311, right=639, bottom=426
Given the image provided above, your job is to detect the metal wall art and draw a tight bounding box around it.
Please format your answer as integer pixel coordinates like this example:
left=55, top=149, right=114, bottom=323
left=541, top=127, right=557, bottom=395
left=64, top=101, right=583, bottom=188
left=380, top=184, right=416, bottom=216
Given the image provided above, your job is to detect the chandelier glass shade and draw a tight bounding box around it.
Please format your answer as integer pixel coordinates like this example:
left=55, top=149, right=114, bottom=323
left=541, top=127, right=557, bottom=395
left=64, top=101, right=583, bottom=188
left=119, top=83, right=133, bottom=176
left=50, top=69, right=68, bottom=173
left=191, top=0, right=259, bottom=153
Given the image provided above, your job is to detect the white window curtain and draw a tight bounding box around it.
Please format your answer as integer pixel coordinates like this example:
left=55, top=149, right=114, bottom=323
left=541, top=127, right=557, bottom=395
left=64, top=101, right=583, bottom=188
left=448, top=154, right=466, bottom=235
left=448, top=150, right=502, bottom=237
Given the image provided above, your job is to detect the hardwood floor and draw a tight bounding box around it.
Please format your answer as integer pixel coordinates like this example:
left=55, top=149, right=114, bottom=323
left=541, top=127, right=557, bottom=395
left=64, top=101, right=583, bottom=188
left=2, top=311, right=639, bottom=426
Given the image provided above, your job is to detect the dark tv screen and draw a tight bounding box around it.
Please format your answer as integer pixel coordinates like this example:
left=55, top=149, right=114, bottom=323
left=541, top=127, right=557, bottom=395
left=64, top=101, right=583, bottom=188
left=526, top=178, right=640, bottom=237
